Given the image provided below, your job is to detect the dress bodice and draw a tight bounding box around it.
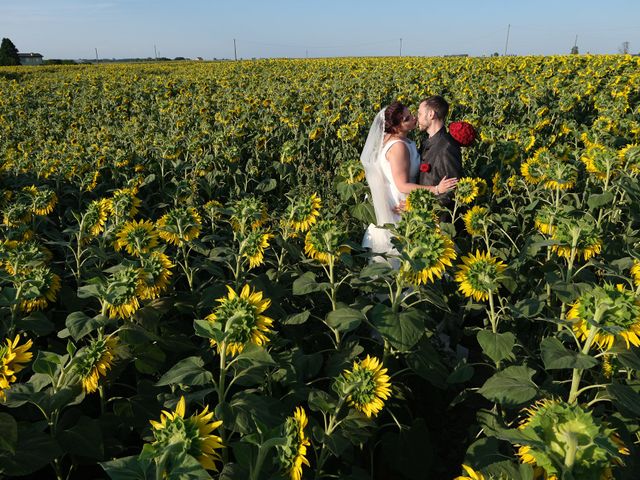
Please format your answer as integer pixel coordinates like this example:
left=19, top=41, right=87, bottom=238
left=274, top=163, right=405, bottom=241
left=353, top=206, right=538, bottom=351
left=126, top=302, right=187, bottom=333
left=378, top=138, right=420, bottom=222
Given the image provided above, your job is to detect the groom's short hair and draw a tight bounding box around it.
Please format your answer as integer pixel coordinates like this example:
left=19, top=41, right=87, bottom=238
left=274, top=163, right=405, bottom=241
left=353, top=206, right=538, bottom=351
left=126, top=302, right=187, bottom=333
left=421, top=95, right=449, bottom=120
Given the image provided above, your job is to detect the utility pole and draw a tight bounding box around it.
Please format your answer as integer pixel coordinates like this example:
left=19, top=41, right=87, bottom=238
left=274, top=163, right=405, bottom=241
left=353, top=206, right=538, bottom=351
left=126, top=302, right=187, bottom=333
left=95, top=48, right=99, bottom=63
left=574, top=35, right=578, bottom=49
left=154, top=44, right=158, bottom=60
left=306, top=49, right=308, bottom=59
left=233, top=39, right=237, bottom=61
left=504, top=24, right=511, bottom=56
left=399, top=38, right=403, bottom=57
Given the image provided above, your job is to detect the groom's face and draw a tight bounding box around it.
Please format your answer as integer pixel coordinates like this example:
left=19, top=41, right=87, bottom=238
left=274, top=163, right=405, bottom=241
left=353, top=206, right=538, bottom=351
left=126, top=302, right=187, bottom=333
left=417, top=103, right=432, bottom=131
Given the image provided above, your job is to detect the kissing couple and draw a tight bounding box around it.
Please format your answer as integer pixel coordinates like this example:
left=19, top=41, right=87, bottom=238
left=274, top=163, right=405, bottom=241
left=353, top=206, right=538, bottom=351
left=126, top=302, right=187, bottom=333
left=361, top=95, right=464, bottom=257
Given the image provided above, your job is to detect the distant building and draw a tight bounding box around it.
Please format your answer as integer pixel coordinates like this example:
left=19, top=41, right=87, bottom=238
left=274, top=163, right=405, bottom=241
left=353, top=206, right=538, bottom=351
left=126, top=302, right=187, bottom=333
left=18, top=53, right=43, bottom=66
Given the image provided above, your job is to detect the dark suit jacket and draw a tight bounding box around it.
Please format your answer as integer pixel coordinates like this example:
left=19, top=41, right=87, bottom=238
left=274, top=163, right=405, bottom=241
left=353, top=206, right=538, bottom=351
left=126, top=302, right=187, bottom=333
left=419, top=126, right=463, bottom=209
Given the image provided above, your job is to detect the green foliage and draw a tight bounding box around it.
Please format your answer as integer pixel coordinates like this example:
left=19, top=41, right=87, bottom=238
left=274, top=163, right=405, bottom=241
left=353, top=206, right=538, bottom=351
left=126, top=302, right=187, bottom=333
left=0, top=38, right=20, bottom=66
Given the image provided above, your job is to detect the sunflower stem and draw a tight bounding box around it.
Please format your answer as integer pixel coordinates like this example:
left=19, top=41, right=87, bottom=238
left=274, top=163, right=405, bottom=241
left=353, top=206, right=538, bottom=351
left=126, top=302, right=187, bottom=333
left=314, top=397, right=345, bottom=480
left=488, top=290, right=498, bottom=335
left=218, top=342, right=229, bottom=463
left=249, top=444, right=268, bottom=480
left=563, top=433, right=578, bottom=470
left=557, top=231, right=578, bottom=332
left=568, top=314, right=600, bottom=404
left=180, top=244, right=194, bottom=291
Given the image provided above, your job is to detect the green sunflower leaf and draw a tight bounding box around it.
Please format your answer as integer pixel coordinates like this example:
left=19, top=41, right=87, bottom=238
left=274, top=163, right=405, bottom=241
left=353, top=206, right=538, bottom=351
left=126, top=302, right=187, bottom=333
left=478, top=366, right=538, bottom=407
left=477, top=330, right=516, bottom=364
left=100, top=455, right=154, bottom=480
left=370, top=305, right=424, bottom=352
left=63, top=311, right=106, bottom=341
left=587, top=191, right=614, bottom=210
left=0, top=413, right=18, bottom=454
left=607, top=383, right=640, bottom=417
left=156, top=356, right=213, bottom=386
left=281, top=310, right=311, bottom=325
left=540, top=337, right=598, bottom=370
left=326, top=307, right=365, bottom=333
left=292, top=271, right=329, bottom=295
left=32, top=350, right=64, bottom=378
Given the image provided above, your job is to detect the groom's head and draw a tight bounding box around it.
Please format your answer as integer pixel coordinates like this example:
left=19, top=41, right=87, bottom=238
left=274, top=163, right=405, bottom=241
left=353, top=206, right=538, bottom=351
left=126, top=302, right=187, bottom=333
left=418, top=95, right=449, bottom=132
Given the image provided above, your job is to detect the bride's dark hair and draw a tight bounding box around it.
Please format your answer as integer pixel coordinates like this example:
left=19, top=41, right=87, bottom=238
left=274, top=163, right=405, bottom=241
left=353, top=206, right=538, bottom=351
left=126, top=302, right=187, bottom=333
left=384, top=101, right=406, bottom=133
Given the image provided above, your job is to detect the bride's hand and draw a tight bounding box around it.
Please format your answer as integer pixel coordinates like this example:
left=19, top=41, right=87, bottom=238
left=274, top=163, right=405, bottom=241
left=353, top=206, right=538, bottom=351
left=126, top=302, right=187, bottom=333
left=437, top=176, right=458, bottom=194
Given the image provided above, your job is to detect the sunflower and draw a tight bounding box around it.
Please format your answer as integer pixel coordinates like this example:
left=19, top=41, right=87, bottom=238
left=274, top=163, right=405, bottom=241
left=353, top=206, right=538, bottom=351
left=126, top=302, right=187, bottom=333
left=22, top=185, right=58, bottom=216
left=114, top=219, right=159, bottom=256
left=631, top=260, right=640, bottom=287
left=156, top=207, right=202, bottom=246
left=534, top=205, right=561, bottom=236
left=149, top=396, right=224, bottom=472
left=206, top=284, right=274, bottom=357
left=276, top=407, right=311, bottom=480
left=405, top=188, right=440, bottom=218
left=107, top=187, right=141, bottom=219
left=567, top=284, right=640, bottom=350
left=581, top=144, right=620, bottom=181
left=515, top=399, right=628, bottom=479
left=454, top=465, right=486, bottom=480
left=309, top=127, right=323, bottom=140
left=280, top=140, right=299, bottom=164
left=0, top=335, right=33, bottom=401
left=75, top=336, right=119, bottom=393
left=100, top=266, right=141, bottom=319
left=229, top=196, right=268, bottom=233
left=542, top=157, right=578, bottom=191
left=137, top=251, right=174, bottom=300
left=618, top=143, right=640, bottom=174
left=455, top=250, right=506, bottom=302
left=284, top=193, right=322, bottom=232
left=463, top=206, right=489, bottom=236
left=454, top=177, right=480, bottom=205
left=550, top=217, right=602, bottom=261
left=493, top=140, right=519, bottom=164
left=523, top=133, right=536, bottom=152
left=336, top=159, right=366, bottom=184
left=14, top=266, right=61, bottom=312
left=491, top=171, right=502, bottom=196
left=83, top=198, right=110, bottom=238
left=338, top=355, right=391, bottom=418
left=241, top=229, right=273, bottom=269
left=474, top=178, right=488, bottom=196
left=521, top=148, right=550, bottom=185
left=398, top=229, right=456, bottom=286
left=506, top=174, right=519, bottom=190
left=2, top=240, right=52, bottom=275
left=304, top=219, right=350, bottom=264
left=3, top=202, right=32, bottom=227
left=203, top=199, right=224, bottom=223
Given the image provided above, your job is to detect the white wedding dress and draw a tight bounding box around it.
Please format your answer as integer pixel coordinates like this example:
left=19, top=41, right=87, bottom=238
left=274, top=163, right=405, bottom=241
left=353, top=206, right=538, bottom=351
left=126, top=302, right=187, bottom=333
left=361, top=109, right=420, bottom=258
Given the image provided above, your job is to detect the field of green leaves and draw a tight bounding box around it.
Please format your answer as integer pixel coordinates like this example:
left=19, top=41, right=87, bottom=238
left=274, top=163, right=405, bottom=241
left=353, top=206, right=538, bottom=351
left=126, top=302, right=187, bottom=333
left=1, top=54, right=640, bottom=479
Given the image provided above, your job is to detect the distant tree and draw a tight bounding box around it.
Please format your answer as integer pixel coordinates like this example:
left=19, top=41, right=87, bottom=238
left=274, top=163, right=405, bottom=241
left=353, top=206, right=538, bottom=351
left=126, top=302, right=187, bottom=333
left=492, top=52, right=499, bottom=57
left=570, top=45, right=579, bottom=54
left=0, top=38, right=20, bottom=66
left=618, top=41, right=630, bottom=54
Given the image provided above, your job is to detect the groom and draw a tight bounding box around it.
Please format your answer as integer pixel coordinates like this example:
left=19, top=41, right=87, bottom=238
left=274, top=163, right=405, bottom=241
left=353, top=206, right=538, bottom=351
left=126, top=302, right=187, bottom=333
left=417, top=95, right=462, bottom=215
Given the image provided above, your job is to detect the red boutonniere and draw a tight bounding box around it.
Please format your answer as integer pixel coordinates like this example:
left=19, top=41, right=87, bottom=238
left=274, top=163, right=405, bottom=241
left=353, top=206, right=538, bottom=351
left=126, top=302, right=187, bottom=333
left=420, top=162, right=431, bottom=173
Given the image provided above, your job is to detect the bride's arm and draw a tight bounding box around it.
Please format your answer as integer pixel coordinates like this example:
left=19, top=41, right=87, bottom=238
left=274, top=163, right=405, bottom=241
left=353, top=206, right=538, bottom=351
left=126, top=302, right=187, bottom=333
left=388, top=143, right=456, bottom=195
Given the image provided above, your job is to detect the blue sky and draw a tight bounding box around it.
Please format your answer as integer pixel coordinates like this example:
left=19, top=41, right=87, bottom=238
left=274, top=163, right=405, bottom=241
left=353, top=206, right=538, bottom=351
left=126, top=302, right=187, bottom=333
left=1, top=0, right=638, bottom=59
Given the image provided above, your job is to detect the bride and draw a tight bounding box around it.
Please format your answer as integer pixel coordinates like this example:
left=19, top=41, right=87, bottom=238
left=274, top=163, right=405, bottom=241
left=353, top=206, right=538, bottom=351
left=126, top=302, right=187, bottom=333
left=361, top=101, right=458, bottom=257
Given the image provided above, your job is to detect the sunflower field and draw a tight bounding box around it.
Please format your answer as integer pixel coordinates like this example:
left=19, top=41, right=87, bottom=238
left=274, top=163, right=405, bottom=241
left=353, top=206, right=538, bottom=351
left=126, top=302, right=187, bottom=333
left=1, top=54, right=640, bottom=480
